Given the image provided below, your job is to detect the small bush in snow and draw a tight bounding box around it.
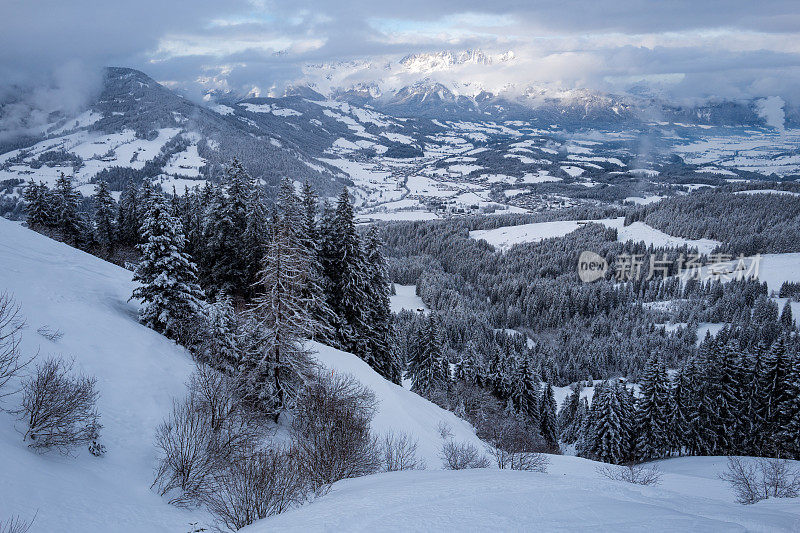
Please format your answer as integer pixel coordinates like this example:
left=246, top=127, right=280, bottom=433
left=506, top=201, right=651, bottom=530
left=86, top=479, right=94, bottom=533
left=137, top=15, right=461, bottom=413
left=152, top=365, right=261, bottom=506
left=19, top=356, right=101, bottom=452
left=203, top=446, right=308, bottom=531
left=382, top=431, right=426, bottom=472
left=0, top=293, right=31, bottom=407
left=440, top=440, right=490, bottom=470
left=437, top=420, right=453, bottom=440
left=0, top=513, right=36, bottom=533
left=720, top=456, right=800, bottom=504
left=597, top=463, right=663, bottom=486
left=482, top=417, right=549, bottom=472
left=292, top=371, right=381, bottom=492
left=36, top=325, right=63, bottom=342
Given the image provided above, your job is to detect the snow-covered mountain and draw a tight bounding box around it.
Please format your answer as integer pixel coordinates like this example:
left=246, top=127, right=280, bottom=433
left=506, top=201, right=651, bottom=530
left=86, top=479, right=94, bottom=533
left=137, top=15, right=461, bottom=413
left=0, top=67, right=347, bottom=198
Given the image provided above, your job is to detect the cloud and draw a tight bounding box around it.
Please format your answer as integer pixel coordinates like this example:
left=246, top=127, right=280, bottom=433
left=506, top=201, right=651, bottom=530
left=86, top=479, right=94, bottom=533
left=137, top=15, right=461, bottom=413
left=1, top=0, right=799, bottom=104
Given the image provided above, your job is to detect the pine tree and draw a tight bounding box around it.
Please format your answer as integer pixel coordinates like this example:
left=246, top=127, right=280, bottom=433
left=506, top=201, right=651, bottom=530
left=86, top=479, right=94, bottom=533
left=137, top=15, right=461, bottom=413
left=669, top=361, right=695, bottom=456
left=559, top=383, right=583, bottom=444
left=780, top=300, right=795, bottom=331
left=759, top=336, right=792, bottom=456
left=588, top=383, right=625, bottom=463
left=93, top=180, right=117, bottom=257
left=321, top=188, right=369, bottom=355
left=200, top=293, right=240, bottom=373
left=116, top=182, right=140, bottom=247
left=24, top=181, right=53, bottom=228
left=291, top=181, right=337, bottom=346
left=512, top=354, right=541, bottom=426
left=201, top=160, right=255, bottom=296
left=53, top=172, right=86, bottom=245
left=363, top=226, right=400, bottom=382
left=778, top=351, right=800, bottom=458
left=636, top=356, right=671, bottom=459
left=539, top=382, right=559, bottom=450
left=245, top=216, right=316, bottom=419
left=406, top=314, right=445, bottom=395
left=131, top=194, right=205, bottom=342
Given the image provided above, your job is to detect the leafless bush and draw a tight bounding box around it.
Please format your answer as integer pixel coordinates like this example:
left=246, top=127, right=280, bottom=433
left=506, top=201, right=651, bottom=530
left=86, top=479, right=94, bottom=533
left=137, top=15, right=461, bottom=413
left=36, top=325, right=63, bottom=342
left=0, top=293, right=31, bottom=406
left=0, top=512, right=36, bottom=533
left=291, top=372, right=382, bottom=492
left=481, top=417, right=550, bottom=472
left=597, top=463, right=663, bottom=486
left=437, top=420, right=453, bottom=440
left=382, top=431, right=426, bottom=471
left=720, top=456, right=800, bottom=504
left=19, top=357, right=101, bottom=452
left=203, top=445, right=308, bottom=531
left=440, top=440, right=490, bottom=470
left=152, top=365, right=262, bottom=506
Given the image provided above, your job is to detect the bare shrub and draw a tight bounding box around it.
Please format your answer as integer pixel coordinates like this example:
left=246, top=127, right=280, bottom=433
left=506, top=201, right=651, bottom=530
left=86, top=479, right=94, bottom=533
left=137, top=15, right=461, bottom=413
left=720, top=456, right=800, bottom=504
left=440, top=440, right=490, bottom=470
left=0, top=293, right=31, bottom=406
left=36, top=325, right=63, bottom=342
left=437, top=420, right=453, bottom=440
left=203, top=446, right=308, bottom=531
left=291, top=372, right=382, bottom=492
left=152, top=365, right=262, bottom=506
left=481, top=417, right=549, bottom=472
left=0, top=512, right=36, bottom=533
left=597, top=463, right=663, bottom=486
left=382, top=431, right=426, bottom=472
left=19, top=357, right=101, bottom=452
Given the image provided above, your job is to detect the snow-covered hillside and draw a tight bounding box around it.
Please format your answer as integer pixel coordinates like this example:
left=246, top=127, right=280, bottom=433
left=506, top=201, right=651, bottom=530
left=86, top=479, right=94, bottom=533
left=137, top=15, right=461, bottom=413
left=0, top=217, right=201, bottom=530
left=245, top=455, right=800, bottom=532
left=0, top=218, right=483, bottom=529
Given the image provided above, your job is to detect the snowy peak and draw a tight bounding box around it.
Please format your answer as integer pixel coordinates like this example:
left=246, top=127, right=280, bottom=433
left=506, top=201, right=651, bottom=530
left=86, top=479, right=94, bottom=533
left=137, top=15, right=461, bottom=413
left=399, top=49, right=514, bottom=73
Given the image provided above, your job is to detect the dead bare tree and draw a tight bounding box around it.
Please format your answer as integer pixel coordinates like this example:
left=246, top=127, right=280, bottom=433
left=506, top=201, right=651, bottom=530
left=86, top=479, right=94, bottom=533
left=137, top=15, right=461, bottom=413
left=291, top=372, right=382, bottom=493
left=382, top=431, right=426, bottom=472
left=0, top=293, right=31, bottom=407
left=19, top=357, right=100, bottom=452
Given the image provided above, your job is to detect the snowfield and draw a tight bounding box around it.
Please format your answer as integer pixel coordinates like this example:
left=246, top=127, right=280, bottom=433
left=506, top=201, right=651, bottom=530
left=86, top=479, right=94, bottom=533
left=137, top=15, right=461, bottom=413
left=0, top=217, right=201, bottom=531
left=470, top=217, right=721, bottom=255
left=246, top=455, right=800, bottom=532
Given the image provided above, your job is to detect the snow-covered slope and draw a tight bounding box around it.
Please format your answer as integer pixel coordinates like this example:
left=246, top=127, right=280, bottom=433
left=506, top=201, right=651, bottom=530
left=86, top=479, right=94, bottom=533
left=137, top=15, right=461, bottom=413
left=0, top=218, right=485, bottom=529
left=246, top=455, right=800, bottom=532
left=309, top=341, right=482, bottom=469
left=0, top=217, right=201, bottom=530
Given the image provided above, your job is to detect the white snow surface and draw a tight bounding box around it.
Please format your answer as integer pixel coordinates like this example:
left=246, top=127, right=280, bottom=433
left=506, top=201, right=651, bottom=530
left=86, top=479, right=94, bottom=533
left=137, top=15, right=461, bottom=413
left=0, top=217, right=202, bottom=531
left=246, top=455, right=800, bottom=532
left=308, top=341, right=483, bottom=469
left=389, top=285, right=428, bottom=314
left=470, top=218, right=721, bottom=255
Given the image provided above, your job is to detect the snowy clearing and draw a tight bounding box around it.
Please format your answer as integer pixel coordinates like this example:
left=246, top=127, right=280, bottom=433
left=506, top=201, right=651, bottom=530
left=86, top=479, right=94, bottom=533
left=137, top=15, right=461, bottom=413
left=389, top=285, right=428, bottom=314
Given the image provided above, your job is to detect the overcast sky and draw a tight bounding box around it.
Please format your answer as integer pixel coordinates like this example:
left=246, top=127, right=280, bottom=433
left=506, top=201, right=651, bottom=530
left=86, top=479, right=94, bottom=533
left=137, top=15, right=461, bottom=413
left=2, top=0, right=800, bottom=103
